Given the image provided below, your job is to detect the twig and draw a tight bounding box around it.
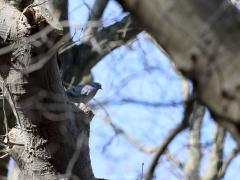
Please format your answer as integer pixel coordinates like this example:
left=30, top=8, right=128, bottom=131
left=145, top=98, right=194, bottom=180
left=91, top=98, right=193, bottom=108
left=218, top=147, right=239, bottom=179
left=95, top=99, right=184, bottom=169
left=0, top=151, right=8, bottom=159
left=95, top=99, right=156, bottom=153
left=165, top=150, right=184, bottom=169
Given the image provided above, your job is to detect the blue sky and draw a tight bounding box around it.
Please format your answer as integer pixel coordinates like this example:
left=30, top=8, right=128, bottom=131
left=68, top=1, right=240, bottom=179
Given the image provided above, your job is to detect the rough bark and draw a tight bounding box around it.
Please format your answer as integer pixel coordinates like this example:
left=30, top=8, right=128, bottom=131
left=117, top=0, right=240, bottom=145
left=48, top=0, right=69, bottom=33
left=0, top=0, right=142, bottom=178
left=2, top=0, right=69, bottom=177
left=0, top=1, right=95, bottom=179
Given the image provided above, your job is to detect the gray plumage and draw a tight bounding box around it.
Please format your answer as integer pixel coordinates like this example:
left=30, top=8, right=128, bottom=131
left=66, top=82, right=102, bottom=103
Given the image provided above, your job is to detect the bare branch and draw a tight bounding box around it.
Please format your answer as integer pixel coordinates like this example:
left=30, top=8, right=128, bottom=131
left=84, top=0, right=109, bottom=42
left=91, top=98, right=189, bottom=108
left=184, top=103, right=205, bottom=180
left=218, top=147, right=239, bottom=179
left=116, top=0, right=240, bottom=145
left=202, top=124, right=226, bottom=180
left=165, top=150, right=184, bottom=170
left=96, top=102, right=156, bottom=153
left=60, top=15, right=142, bottom=85
left=145, top=98, right=195, bottom=180
left=95, top=101, right=185, bottom=172
left=89, top=0, right=109, bottom=20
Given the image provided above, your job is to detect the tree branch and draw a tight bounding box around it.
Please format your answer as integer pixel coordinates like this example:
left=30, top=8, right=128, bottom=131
left=96, top=103, right=184, bottom=170
left=83, top=0, right=109, bottom=46
left=84, top=0, right=109, bottom=39
left=218, top=147, right=239, bottom=179
left=184, top=103, right=205, bottom=180
left=60, top=15, right=142, bottom=85
left=116, top=0, right=240, bottom=145
left=89, top=0, right=109, bottom=20
left=202, top=124, right=226, bottom=180
left=145, top=98, right=195, bottom=180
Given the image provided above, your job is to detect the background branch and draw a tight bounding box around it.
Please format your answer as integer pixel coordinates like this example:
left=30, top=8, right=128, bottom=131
left=202, top=124, right=226, bottom=180
left=184, top=103, right=205, bottom=180
left=60, top=15, right=142, bottom=85
left=145, top=98, right=195, bottom=180
left=116, top=0, right=240, bottom=145
left=218, top=147, right=239, bottom=179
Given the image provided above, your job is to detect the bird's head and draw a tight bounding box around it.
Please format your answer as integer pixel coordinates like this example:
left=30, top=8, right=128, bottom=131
left=89, top=82, right=102, bottom=90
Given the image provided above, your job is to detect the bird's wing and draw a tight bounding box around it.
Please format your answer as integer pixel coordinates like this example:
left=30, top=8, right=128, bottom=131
left=66, top=85, right=84, bottom=97
left=80, top=85, right=92, bottom=96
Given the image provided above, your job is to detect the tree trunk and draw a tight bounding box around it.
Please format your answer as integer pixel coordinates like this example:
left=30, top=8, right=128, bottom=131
left=0, top=1, right=95, bottom=179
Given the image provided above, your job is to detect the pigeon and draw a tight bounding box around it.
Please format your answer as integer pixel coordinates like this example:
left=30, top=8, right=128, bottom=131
left=66, top=82, right=102, bottom=104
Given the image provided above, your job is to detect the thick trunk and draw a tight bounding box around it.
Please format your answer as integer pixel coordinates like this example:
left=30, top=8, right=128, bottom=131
left=0, top=1, right=95, bottom=179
